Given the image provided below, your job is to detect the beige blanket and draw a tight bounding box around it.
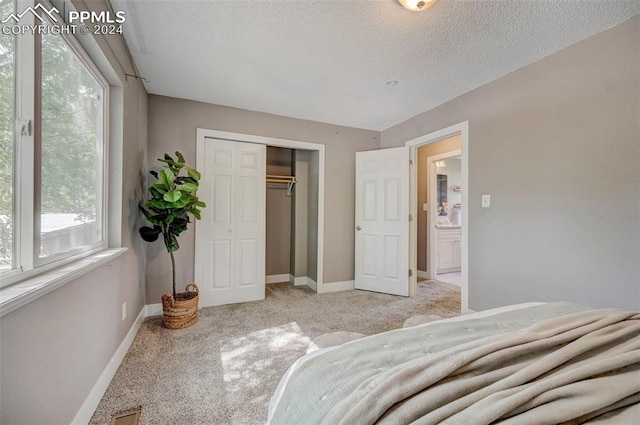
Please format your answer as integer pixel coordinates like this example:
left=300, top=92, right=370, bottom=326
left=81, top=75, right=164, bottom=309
left=321, top=309, right=640, bottom=425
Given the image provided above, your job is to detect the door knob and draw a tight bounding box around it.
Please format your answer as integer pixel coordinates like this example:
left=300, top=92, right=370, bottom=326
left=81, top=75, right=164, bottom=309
left=356, top=225, right=362, bottom=231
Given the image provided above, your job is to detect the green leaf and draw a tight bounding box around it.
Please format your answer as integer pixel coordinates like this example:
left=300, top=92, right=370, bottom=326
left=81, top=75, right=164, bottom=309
left=139, top=206, right=160, bottom=225
left=172, top=217, right=189, bottom=227
left=149, top=170, right=158, bottom=179
left=159, top=153, right=184, bottom=174
left=169, top=196, right=191, bottom=208
left=177, top=176, right=197, bottom=185
left=151, top=182, right=168, bottom=194
left=163, top=190, right=182, bottom=202
left=158, top=169, right=175, bottom=189
left=190, top=208, right=201, bottom=220
left=163, top=231, right=179, bottom=253
left=147, top=199, right=172, bottom=209
left=139, top=205, right=151, bottom=218
left=147, top=216, right=163, bottom=226
left=147, top=206, right=165, bottom=215
left=166, top=211, right=183, bottom=224
left=149, top=185, right=165, bottom=199
left=171, top=221, right=189, bottom=235
left=195, top=200, right=207, bottom=208
left=187, top=167, right=201, bottom=181
left=176, top=182, right=198, bottom=193
left=175, top=151, right=185, bottom=164
left=139, top=226, right=161, bottom=242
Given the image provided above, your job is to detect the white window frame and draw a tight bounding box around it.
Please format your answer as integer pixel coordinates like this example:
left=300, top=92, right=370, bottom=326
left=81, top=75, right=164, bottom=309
left=0, top=0, right=126, bottom=306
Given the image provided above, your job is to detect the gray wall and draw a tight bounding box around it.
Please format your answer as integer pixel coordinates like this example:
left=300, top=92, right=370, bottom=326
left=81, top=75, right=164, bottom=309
left=416, top=136, right=461, bottom=273
left=0, top=1, right=148, bottom=423
left=291, top=150, right=309, bottom=278
left=306, top=151, right=320, bottom=283
left=147, top=95, right=379, bottom=301
left=383, top=16, right=640, bottom=311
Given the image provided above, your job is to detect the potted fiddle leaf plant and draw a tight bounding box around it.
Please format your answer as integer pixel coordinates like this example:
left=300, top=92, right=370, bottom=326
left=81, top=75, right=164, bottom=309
left=139, top=151, right=206, bottom=329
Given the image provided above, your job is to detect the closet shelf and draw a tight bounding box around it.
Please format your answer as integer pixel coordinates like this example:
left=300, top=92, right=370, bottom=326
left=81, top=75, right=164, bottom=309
left=266, top=175, right=296, bottom=195
left=266, top=175, right=296, bottom=183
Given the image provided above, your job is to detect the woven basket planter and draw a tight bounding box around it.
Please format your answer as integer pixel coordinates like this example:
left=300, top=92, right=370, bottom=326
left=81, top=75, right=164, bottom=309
left=161, top=283, right=199, bottom=329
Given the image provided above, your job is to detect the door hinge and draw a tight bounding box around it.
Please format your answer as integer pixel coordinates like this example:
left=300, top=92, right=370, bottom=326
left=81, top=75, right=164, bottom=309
left=409, top=214, right=414, bottom=222
left=409, top=269, right=413, bottom=277
left=17, top=118, right=32, bottom=136
left=409, top=159, right=413, bottom=166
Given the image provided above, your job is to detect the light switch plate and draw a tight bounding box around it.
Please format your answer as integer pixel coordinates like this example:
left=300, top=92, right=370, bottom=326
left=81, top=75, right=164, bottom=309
left=422, top=203, right=428, bottom=212
left=482, top=194, right=491, bottom=208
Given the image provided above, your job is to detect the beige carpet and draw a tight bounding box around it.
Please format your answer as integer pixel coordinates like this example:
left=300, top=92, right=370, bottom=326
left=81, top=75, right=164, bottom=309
left=90, top=280, right=460, bottom=425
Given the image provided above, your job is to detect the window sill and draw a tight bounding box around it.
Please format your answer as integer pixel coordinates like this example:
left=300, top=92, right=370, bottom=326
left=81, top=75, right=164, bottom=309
left=0, top=248, right=128, bottom=318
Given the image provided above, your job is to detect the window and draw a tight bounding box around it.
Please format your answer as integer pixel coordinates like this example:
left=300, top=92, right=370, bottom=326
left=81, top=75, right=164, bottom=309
left=0, top=0, right=15, bottom=273
left=1, top=1, right=109, bottom=287
left=38, top=21, right=106, bottom=264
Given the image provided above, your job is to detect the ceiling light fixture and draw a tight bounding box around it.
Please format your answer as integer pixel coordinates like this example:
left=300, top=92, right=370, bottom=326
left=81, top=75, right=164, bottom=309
left=397, top=0, right=437, bottom=12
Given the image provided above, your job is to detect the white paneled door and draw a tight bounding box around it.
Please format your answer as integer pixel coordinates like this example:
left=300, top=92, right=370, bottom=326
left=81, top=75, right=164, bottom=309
left=195, top=139, right=266, bottom=307
left=355, top=147, right=410, bottom=296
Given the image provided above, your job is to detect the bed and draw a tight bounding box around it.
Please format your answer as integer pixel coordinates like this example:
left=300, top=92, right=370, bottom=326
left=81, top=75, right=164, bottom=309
left=267, top=302, right=640, bottom=424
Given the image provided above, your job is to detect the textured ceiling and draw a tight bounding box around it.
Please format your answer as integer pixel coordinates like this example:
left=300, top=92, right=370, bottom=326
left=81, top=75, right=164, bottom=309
left=111, top=0, right=640, bottom=131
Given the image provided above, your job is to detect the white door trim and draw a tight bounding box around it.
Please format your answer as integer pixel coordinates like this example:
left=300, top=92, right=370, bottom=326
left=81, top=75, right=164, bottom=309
left=196, top=128, right=325, bottom=292
left=405, top=121, right=469, bottom=312
left=426, top=149, right=462, bottom=281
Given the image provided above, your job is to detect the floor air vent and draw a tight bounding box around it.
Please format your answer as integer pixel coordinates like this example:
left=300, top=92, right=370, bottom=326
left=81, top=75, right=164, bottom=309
left=109, top=407, right=141, bottom=425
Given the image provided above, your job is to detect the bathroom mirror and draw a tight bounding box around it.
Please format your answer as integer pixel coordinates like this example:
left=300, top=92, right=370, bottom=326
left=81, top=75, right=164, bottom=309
left=436, top=174, right=448, bottom=216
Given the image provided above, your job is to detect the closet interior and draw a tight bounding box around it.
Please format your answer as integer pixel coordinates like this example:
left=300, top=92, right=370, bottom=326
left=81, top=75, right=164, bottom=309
left=265, top=146, right=319, bottom=290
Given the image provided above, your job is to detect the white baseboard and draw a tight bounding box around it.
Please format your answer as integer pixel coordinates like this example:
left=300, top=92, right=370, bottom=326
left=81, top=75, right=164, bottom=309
left=71, top=307, right=145, bottom=425
left=145, top=303, right=163, bottom=317
left=266, top=274, right=290, bottom=284
left=292, top=276, right=308, bottom=286
left=437, top=267, right=461, bottom=274
left=417, top=270, right=429, bottom=279
left=306, top=278, right=317, bottom=291
left=462, top=308, right=476, bottom=315
left=318, top=280, right=354, bottom=293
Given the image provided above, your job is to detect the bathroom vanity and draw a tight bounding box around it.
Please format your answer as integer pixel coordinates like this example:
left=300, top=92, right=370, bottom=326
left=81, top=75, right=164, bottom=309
left=436, top=225, right=462, bottom=273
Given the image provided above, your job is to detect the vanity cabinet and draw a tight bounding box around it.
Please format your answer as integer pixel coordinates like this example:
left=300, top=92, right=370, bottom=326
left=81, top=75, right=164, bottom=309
left=437, top=228, right=461, bottom=273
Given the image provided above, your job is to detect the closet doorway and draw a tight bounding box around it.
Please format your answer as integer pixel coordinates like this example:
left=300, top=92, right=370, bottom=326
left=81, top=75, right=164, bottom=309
left=195, top=129, right=325, bottom=308
left=265, top=147, right=318, bottom=290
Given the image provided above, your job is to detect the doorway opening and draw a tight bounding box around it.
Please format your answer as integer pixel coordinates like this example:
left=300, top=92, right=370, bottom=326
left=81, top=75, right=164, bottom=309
left=427, top=150, right=462, bottom=288
left=265, top=146, right=320, bottom=292
left=406, top=121, right=470, bottom=312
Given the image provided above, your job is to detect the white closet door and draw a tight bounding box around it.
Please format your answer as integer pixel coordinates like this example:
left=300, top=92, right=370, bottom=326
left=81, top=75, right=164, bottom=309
left=354, top=147, right=409, bottom=296
left=195, top=139, right=266, bottom=307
